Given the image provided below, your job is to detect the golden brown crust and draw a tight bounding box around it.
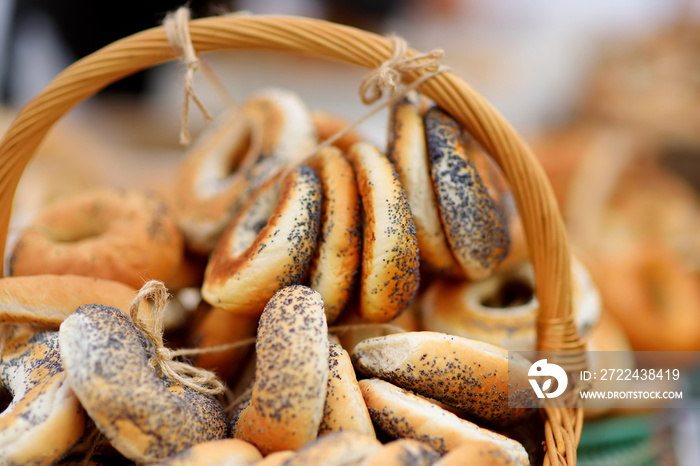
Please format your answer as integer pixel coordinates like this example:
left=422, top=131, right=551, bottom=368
left=319, top=343, right=374, bottom=436
left=0, top=274, right=153, bottom=329
left=305, top=147, right=362, bottom=323
left=359, top=378, right=528, bottom=464
left=387, top=93, right=464, bottom=277
left=311, top=110, right=365, bottom=153
left=202, top=166, right=322, bottom=316
left=283, top=430, right=382, bottom=466
left=352, top=332, right=535, bottom=427
left=432, top=440, right=522, bottom=465
left=10, top=188, right=183, bottom=289
left=589, top=241, right=700, bottom=353
left=188, top=307, right=258, bottom=385
left=172, top=89, right=317, bottom=254
left=0, top=330, right=86, bottom=465
left=59, top=304, right=228, bottom=463
left=155, top=439, right=262, bottom=466
left=234, top=286, right=329, bottom=454
left=424, top=107, right=510, bottom=280
left=358, top=439, right=440, bottom=466
left=346, top=142, right=420, bottom=323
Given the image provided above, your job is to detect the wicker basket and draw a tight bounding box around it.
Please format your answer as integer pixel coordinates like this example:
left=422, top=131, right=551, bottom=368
left=0, top=14, right=586, bottom=465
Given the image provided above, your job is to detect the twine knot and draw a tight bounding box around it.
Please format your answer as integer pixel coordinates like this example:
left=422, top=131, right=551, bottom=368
left=164, top=6, right=214, bottom=145
left=359, top=35, right=445, bottom=105
left=129, top=280, right=225, bottom=396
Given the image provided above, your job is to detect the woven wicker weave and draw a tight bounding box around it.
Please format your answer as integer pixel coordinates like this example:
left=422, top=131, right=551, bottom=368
left=0, top=14, right=586, bottom=465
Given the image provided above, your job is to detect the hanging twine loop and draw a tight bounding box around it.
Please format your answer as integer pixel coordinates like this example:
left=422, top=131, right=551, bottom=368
left=164, top=7, right=215, bottom=145
left=310, top=35, right=448, bottom=157
left=129, top=280, right=225, bottom=395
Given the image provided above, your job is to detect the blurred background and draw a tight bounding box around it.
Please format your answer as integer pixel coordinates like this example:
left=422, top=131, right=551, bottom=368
left=1, top=1, right=699, bottom=464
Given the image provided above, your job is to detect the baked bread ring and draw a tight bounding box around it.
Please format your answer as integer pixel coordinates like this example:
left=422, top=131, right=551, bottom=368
left=188, top=306, right=258, bottom=385
left=234, top=286, right=329, bottom=454
left=254, top=451, right=296, bottom=466
left=10, top=187, right=183, bottom=289
left=319, top=343, right=375, bottom=437
left=590, top=241, right=700, bottom=353
left=359, top=378, right=528, bottom=464
left=172, top=89, right=317, bottom=253
left=0, top=274, right=152, bottom=329
left=352, top=331, right=534, bottom=427
left=424, top=106, right=510, bottom=280
left=311, top=110, right=365, bottom=153
left=154, top=439, right=262, bottom=466
left=284, top=430, right=382, bottom=466
left=358, top=439, right=440, bottom=466
left=387, top=93, right=464, bottom=277
left=59, top=303, right=228, bottom=463
left=305, top=147, right=362, bottom=323
left=0, top=329, right=85, bottom=465
left=347, top=142, right=420, bottom=322
left=420, top=257, right=601, bottom=351
left=202, top=165, right=322, bottom=315
left=432, top=439, right=523, bottom=465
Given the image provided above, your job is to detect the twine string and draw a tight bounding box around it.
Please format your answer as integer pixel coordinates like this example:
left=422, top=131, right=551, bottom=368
left=129, top=280, right=225, bottom=395
left=307, top=35, right=449, bottom=158
left=164, top=6, right=214, bottom=145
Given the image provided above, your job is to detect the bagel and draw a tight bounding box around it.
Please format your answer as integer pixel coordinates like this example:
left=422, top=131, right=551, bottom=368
left=305, top=147, right=362, bottom=323
left=424, top=106, right=510, bottom=280
left=0, top=274, right=152, bottom=328
left=359, top=378, right=529, bottom=464
left=346, top=142, right=420, bottom=322
left=432, top=439, right=523, bottom=465
left=188, top=306, right=258, bottom=385
left=352, top=331, right=535, bottom=427
left=420, top=257, right=600, bottom=351
left=319, top=343, right=375, bottom=437
left=58, top=303, right=228, bottom=463
left=202, top=165, right=322, bottom=316
left=312, top=110, right=365, bottom=153
left=589, top=241, right=700, bottom=354
left=358, top=439, right=439, bottom=466
left=10, top=187, right=183, bottom=289
left=154, top=439, right=262, bottom=466
left=234, top=286, right=329, bottom=454
left=468, top=148, right=528, bottom=270
left=0, top=329, right=85, bottom=465
left=284, top=430, right=382, bottom=466
left=387, top=93, right=464, bottom=277
left=172, top=88, right=317, bottom=253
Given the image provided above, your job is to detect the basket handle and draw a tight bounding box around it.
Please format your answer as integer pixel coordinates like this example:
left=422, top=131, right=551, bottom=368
left=0, top=15, right=584, bottom=464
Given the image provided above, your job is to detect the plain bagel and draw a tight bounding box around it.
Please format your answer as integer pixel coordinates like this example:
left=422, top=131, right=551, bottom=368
left=346, top=142, right=420, bottom=322
left=420, top=257, right=601, bottom=351
left=202, top=165, right=322, bottom=316
left=59, top=304, right=229, bottom=463
left=424, top=106, right=510, bottom=280
left=154, top=439, right=262, bottom=466
left=234, top=286, right=329, bottom=454
left=0, top=329, right=85, bottom=465
left=172, top=88, right=318, bottom=253
left=10, top=187, right=183, bottom=289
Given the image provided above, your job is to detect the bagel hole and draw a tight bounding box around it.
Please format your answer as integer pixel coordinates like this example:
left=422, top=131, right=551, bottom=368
left=481, top=278, right=534, bottom=308
left=225, top=127, right=253, bottom=177
left=51, top=225, right=106, bottom=243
